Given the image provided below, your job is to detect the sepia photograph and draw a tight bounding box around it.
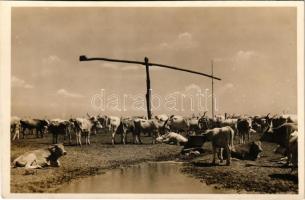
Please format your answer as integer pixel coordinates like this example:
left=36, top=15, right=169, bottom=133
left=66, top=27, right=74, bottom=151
left=1, top=1, right=304, bottom=199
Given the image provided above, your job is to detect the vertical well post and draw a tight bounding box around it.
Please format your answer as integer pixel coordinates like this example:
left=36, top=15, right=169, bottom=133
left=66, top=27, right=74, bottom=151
left=144, top=57, right=152, bottom=119
left=211, top=60, right=214, bottom=119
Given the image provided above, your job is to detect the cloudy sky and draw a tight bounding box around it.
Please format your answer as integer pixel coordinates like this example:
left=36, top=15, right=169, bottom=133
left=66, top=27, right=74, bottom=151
left=11, top=7, right=297, bottom=118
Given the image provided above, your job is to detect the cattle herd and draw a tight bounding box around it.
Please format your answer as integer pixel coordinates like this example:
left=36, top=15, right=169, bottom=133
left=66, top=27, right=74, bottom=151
left=11, top=112, right=298, bottom=171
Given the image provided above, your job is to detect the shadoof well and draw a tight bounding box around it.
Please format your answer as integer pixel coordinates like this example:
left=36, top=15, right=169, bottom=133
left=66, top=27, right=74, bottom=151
left=79, top=55, right=221, bottom=119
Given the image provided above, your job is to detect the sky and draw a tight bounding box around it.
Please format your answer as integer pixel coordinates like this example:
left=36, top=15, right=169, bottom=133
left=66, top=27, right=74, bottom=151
left=11, top=7, right=297, bottom=119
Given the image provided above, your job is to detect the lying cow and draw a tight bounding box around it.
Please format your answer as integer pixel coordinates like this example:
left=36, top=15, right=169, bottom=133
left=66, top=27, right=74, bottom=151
left=156, top=132, right=188, bottom=145
left=202, top=126, right=235, bottom=166
left=222, top=141, right=263, bottom=161
left=13, top=144, right=67, bottom=169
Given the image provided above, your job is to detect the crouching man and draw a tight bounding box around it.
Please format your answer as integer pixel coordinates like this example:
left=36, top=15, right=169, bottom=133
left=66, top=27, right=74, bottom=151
left=13, top=144, right=67, bottom=169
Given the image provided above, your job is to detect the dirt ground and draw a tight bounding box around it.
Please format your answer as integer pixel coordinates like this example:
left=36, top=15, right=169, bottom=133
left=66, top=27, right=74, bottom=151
left=10, top=133, right=181, bottom=193
left=181, top=133, right=298, bottom=194
left=10, top=131, right=298, bottom=193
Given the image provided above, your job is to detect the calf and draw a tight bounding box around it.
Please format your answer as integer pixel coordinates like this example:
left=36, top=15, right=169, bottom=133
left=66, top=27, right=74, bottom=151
left=13, top=144, right=67, bottom=169
left=203, top=126, right=235, bottom=166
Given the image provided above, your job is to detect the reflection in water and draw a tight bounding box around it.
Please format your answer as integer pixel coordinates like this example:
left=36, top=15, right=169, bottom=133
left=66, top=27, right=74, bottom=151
left=58, top=162, right=236, bottom=193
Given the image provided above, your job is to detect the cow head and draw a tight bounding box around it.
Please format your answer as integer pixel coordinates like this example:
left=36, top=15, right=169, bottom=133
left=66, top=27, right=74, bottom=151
left=271, top=116, right=287, bottom=129
left=97, top=115, right=108, bottom=128
left=89, top=117, right=103, bottom=131
left=48, top=143, right=67, bottom=157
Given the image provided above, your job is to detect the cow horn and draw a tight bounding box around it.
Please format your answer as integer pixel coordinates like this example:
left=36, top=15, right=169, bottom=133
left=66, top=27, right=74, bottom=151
left=266, top=113, right=270, bottom=118
left=87, top=113, right=91, bottom=118
left=271, top=114, right=277, bottom=118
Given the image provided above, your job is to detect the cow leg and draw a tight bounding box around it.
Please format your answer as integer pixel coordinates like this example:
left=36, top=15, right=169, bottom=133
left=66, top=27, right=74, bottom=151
left=13, top=130, right=19, bottom=141
left=225, top=145, right=231, bottom=166
left=152, top=131, right=156, bottom=145
left=88, top=132, right=91, bottom=145
left=212, top=145, right=216, bottom=165
left=219, top=148, right=224, bottom=163
left=22, top=128, right=26, bottom=139
left=121, top=132, right=126, bottom=144
left=112, top=132, right=115, bottom=145
left=132, top=133, right=136, bottom=144
left=76, top=131, right=82, bottom=147
left=25, top=159, right=42, bottom=169
left=138, top=134, right=143, bottom=144
left=240, top=133, right=244, bottom=144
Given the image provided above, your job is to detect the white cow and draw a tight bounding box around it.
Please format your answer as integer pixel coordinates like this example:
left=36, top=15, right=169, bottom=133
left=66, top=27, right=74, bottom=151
left=13, top=144, right=67, bottom=169
left=106, top=116, right=121, bottom=145
left=155, top=114, right=169, bottom=122
left=165, top=115, right=189, bottom=135
left=72, top=115, right=102, bottom=146
left=156, top=132, right=188, bottom=145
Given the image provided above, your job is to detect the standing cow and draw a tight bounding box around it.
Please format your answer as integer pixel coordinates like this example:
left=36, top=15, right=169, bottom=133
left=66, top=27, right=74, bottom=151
left=105, top=116, right=121, bottom=145
left=134, top=118, right=165, bottom=144
left=237, top=118, right=252, bottom=144
left=20, top=119, right=49, bottom=138
left=261, top=122, right=297, bottom=166
left=48, top=119, right=74, bottom=144
left=164, top=115, right=189, bottom=135
left=202, top=126, right=235, bottom=166
left=116, top=118, right=136, bottom=144
left=71, top=115, right=103, bottom=146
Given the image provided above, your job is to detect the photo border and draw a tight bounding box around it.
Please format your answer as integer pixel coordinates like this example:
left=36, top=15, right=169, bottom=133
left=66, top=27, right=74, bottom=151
left=1, top=1, right=304, bottom=199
